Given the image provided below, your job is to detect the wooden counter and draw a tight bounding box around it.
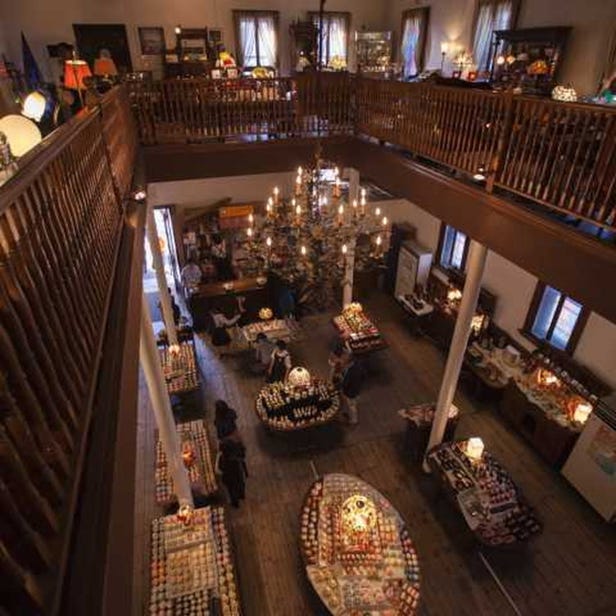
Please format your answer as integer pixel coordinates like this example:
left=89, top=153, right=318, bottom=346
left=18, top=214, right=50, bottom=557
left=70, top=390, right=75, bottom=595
left=186, top=277, right=271, bottom=331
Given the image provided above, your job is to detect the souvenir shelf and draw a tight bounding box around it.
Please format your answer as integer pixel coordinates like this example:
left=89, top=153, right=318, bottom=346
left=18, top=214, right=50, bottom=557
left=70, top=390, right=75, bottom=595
left=427, top=440, right=542, bottom=546
left=155, top=421, right=218, bottom=507
left=255, top=377, right=340, bottom=431
left=355, top=31, right=393, bottom=78
left=332, top=302, right=387, bottom=354
left=300, top=473, right=421, bottom=614
left=149, top=506, right=242, bottom=615
left=490, top=27, right=571, bottom=96
left=159, top=340, right=200, bottom=396
left=240, top=318, right=292, bottom=345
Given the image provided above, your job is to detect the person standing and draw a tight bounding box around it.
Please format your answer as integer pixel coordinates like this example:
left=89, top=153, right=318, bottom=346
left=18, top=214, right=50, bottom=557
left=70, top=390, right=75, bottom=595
left=181, top=258, right=203, bottom=288
left=214, top=400, right=238, bottom=440
left=253, top=332, right=274, bottom=375
left=211, top=233, right=232, bottom=281
left=215, top=435, right=248, bottom=508
left=267, top=340, right=292, bottom=383
left=328, top=342, right=350, bottom=389
left=341, top=355, right=364, bottom=424
left=210, top=306, right=243, bottom=357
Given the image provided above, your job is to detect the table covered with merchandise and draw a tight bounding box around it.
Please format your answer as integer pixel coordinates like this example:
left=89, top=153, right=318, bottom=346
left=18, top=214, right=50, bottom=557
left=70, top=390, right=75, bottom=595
left=240, top=318, right=292, bottom=345
left=159, top=340, right=200, bottom=395
left=255, top=378, right=340, bottom=431
left=332, top=302, right=387, bottom=355
left=149, top=506, right=242, bottom=615
left=300, top=473, right=421, bottom=614
left=155, top=421, right=218, bottom=507
left=427, top=440, right=542, bottom=546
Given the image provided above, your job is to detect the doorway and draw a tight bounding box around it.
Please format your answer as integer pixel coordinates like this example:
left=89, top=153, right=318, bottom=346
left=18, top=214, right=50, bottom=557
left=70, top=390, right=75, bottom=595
left=73, top=24, right=132, bottom=74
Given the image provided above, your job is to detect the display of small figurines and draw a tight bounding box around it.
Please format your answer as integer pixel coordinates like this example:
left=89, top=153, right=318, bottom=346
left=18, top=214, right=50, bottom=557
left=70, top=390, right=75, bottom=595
left=159, top=341, right=200, bottom=394
left=300, top=474, right=420, bottom=614
left=149, top=506, right=242, bottom=616
left=333, top=303, right=386, bottom=353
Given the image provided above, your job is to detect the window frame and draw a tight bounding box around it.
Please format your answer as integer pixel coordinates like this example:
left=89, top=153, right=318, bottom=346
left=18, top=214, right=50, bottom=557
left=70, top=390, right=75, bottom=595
left=522, top=282, right=589, bottom=355
left=400, top=6, right=430, bottom=77
left=471, top=0, right=521, bottom=73
left=437, top=223, right=470, bottom=272
left=308, top=11, right=351, bottom=67
left=233, top=10, right=280, bottom=68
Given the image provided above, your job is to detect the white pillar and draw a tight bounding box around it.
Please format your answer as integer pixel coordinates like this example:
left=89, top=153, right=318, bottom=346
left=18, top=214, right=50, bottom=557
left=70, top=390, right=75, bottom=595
left=140, top=296, right=193, bottom=507
left=423, top=240, right=488, bottom=470
left=342, top=239, right=356, bottom=308
left=346, top=168, right=360, bottom=203
left=146, top=206, right=178, bottom=347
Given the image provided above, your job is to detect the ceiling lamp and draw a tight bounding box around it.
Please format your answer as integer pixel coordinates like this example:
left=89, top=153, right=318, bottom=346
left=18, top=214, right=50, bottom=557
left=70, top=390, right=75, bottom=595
left=0, top=114, right=42, bottom=158
left=22, top=91, right=47, bottom=122
left=243, top=152, right=388, bottom=310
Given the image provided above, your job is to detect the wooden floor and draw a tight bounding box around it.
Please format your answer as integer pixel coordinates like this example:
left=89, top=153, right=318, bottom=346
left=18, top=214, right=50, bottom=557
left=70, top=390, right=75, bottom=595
left=135, top=290, right=616, bottom=616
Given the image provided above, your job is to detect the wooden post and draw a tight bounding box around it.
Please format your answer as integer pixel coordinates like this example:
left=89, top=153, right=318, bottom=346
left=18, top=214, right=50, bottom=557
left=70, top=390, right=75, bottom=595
left=423, top=240, right=488, bottom=470
left=139, top=296, right=193, bottom=507
left=146, top=206, right=179, bottom=347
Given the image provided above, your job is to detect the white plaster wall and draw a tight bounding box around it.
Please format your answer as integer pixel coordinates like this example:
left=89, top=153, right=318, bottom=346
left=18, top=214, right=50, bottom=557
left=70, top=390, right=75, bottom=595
left=573, top=314, right=616, bottom=391
left=387, top=0, right=616, bottom=94
left=0, top=0, right=388, bottom=80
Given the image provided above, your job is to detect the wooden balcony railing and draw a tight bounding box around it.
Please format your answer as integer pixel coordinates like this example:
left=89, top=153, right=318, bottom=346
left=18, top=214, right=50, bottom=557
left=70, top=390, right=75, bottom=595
left=129, top=74, right=616, bottom=230
left=0, top=86, right=137, bottom=614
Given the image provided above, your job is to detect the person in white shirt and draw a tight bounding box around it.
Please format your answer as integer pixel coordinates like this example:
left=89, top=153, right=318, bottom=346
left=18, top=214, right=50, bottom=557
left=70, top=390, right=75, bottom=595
left=181, top=258, right=203, bottom=288
left=211, top=306, right=243, bottom=358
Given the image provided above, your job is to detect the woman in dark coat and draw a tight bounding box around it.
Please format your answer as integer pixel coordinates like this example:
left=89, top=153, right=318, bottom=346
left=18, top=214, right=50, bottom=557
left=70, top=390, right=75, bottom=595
left=214, top=400, right=238, bottom=440
left=216, top=436, right=247, bottom=508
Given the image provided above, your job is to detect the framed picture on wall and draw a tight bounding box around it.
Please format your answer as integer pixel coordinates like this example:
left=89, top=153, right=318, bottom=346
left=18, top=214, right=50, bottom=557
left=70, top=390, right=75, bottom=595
left=208, top=28, right=223, bottom=46
left=138, top=27, right=165, bottom=55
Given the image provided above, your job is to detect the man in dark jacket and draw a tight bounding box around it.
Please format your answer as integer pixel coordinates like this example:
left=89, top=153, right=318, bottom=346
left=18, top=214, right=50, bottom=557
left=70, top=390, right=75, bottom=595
left=341, top=356, right=363, bottom=424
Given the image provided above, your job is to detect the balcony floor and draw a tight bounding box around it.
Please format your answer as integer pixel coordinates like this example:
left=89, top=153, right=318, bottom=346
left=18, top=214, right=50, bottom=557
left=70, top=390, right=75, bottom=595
left=134, top=289, right=616, bottom=616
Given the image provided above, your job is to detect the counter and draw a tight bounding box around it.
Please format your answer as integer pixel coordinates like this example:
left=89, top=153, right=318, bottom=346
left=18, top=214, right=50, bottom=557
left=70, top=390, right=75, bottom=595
left=300, top=473, right=421, bottom=614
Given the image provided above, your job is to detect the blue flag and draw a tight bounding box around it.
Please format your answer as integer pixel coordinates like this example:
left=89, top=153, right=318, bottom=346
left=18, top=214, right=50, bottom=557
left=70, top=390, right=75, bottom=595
left=21, top=32, right=42, bottom=89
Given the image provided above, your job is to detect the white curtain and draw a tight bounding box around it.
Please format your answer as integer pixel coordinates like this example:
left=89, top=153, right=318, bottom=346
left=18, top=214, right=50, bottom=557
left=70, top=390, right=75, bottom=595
left=313, top=14, right=348, bottom=65
left=401, top=14, right=421, bottom=77
left=239, top=17, right=257, bottom=66
left=473, top=0, right=513, bottom=73
left=257, top=15, right=277, bottom=67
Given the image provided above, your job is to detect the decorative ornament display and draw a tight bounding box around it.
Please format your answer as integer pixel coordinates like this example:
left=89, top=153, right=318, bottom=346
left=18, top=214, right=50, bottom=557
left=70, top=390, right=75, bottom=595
left=258, top=307, right=273, bottom=321
left=341, top=494, right=378, bottom=533
left=333, top=305, right=386, bottom=353
left=328, top=55, right=347, bottom=71
left=465, top=437, right=485, bottom=461
left=551, top=84, right=578, bottom=102
left=0, top=114, right=42, bottom=157
left=287, top=366, right=311, bottom=388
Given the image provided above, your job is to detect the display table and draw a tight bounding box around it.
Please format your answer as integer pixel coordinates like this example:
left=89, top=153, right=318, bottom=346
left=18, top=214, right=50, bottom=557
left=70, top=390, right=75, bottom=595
left=155, top=421, right=218, bottom=507
left=427, top=440, right=542, bottom=546
left=300, top=473, right=421, bottom=614
left=159, top=341, right=200, bottom=396
left=332, top=303, right=387, bottom=355
left=396, top=295, right=434, bottom=337
left=149, top=506, right=242, bottom=615
left=464, top=342, right=511, bottom=402
left=240, top=319, right=292, bottom=345
left=398, top=403, right=459, bottom=462
left=186, top=277, right=271, bottom=332
left=255, top=379, right=340, bottom=431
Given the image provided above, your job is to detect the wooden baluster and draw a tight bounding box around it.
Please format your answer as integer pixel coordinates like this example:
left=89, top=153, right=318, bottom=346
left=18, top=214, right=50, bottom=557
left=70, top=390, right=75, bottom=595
left=0, top=379, right=64, bottom=506
left=585, top=116, right=616, bottom=222
left=0, top=541, right=45, bottom=612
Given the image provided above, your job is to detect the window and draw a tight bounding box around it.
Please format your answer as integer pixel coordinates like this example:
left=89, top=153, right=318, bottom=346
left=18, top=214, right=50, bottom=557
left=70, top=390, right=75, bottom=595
left=309, top=12, right=350, bottom=67
left=400, top=8, right=430, bottom=78
left=472, top=0, right=518, bottom=73
left=233, top=11, right=279, bottom=68
left=438, top=224, right=469, bottom=271
left=524, top=283, right=588, bottom=353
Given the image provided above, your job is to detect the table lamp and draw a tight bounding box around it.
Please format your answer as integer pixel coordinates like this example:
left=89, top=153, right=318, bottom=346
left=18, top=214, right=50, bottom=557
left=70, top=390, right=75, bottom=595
left=64, top=57, right=92, bottom=106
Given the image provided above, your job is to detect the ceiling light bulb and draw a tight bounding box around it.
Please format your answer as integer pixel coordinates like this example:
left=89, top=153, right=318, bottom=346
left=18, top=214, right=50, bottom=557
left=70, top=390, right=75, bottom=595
left=341, top=244, right=348, bottom=255
left=382, top=216, right=388, bottom=226
left=376, top=235, right=382, bottom=246
left=300, top=245, right=307, bottom=256
left=295, top=204, right=301, bottom=216
left=338, top=204, right=344, bottom=215
left=352, top=199, right=358, bottom=208
left=248, top=213, right=254, bottom=224
left=375, top=207, right=381, bottom=217
left=266, top=236, right=272, bottom=248
left=247, top=227, right=253, bottom=237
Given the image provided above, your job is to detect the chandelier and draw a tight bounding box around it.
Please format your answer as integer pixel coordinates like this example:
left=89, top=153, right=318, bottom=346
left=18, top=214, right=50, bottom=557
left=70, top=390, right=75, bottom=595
left=242, top=152, right=389, bottom=308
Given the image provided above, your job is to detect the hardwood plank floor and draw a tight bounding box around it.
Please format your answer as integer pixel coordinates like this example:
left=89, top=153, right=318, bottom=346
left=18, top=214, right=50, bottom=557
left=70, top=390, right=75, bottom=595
left=135, top=290, right=616, bottom=616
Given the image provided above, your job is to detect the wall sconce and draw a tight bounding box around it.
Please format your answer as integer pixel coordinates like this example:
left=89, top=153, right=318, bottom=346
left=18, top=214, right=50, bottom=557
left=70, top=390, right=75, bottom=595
left=174, top=25, right=182, bottom=35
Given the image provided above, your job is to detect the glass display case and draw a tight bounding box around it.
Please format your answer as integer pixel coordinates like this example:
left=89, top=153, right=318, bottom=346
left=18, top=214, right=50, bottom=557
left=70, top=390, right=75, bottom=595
left=354, top=30, right=393, bottom=78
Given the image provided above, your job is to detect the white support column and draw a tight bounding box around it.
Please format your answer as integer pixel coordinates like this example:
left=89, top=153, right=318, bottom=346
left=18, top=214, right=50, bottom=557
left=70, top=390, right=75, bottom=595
left=146, top=206, right=178, bottom=347
left=140, top=296, right=193, bottom=507
left=423, top=240, right=489, bottom=470
left=342, top=239, right=356, bottom=308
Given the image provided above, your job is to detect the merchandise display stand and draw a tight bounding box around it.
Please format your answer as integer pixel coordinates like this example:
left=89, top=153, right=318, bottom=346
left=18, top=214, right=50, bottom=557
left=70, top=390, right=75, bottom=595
left=300, top=473, right=421, bottom=614
left=332, top=303, right=387, bottom=355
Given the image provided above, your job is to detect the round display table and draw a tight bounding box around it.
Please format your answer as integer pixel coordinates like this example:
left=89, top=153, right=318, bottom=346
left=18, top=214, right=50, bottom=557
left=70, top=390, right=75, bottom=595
left=300, top=473, right=420, bottom=614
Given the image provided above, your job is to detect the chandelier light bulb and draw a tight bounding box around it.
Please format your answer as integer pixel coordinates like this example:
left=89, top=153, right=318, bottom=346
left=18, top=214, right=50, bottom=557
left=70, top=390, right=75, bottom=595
left=352, top=199, right=358, bottom=209
left=375, top=207, right=381, bottom=217
left=248, top=213, right=254, bottom=225
left=266, top=236, right=272, bottom=248
left=341, top=243, right=348, bottom=255
left=298, top=166, right=303, bottom=176
left=247, top=227, right=253, bottom=237
left=361, top=187, right=367, bottom=199
left=382, top=216, right=388, bottom=227
left=300, top=245, right=307, bottom=256
left=295, top=204, right=302, bottom=216
left=338, top=204, right=344, bottom=215
left=376, top=235, right=382, bottom=246
left=334, top=166, right=340, bottom=177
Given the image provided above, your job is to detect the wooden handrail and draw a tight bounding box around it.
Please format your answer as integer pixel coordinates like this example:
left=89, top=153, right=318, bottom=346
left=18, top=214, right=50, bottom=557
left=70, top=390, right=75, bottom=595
left=128, top=75, right=616, bottom=230
left=0, top=86, right=137, bottom=614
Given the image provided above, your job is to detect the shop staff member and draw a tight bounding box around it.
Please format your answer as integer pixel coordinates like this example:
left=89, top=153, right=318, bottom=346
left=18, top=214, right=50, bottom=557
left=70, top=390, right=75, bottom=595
left=267, top=340, right=292, bottom=383
left=181, top=258, right=203, bottom=287
left=211, top=233, right=232, bottom=281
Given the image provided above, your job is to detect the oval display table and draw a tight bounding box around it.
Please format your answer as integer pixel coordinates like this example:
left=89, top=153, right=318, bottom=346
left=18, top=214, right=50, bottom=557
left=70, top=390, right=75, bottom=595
left=300, top=473, right=420, bottom=614
left=255, top=379, right=340, bottom=431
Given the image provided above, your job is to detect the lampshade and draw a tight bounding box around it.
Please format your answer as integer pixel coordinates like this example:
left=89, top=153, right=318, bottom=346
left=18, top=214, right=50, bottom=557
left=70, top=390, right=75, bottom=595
left=64, top=59, right=92, bottom=90
left=0, top=114, right=42, bottom=157
left=93, top=57, right=118, bottom=76
left=22, top=91, right=47, bottom=122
